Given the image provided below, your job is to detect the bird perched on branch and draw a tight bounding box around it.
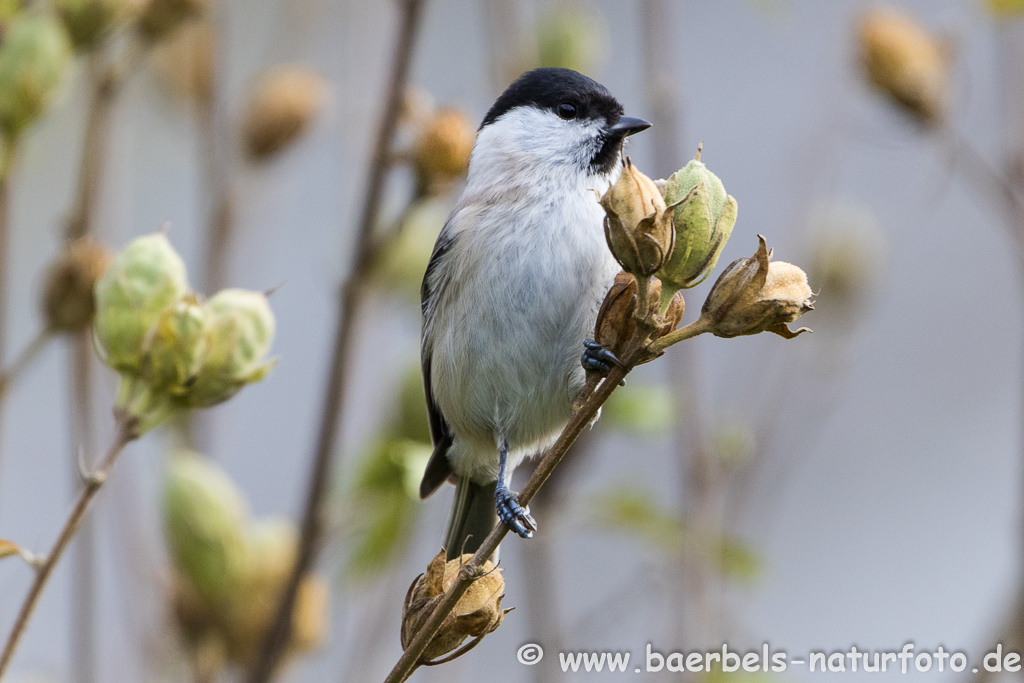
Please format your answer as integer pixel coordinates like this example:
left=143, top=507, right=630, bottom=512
left=419, top=68, right=650, bottom=559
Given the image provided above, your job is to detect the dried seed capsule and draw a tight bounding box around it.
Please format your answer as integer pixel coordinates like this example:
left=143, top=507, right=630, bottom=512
left=401, top=550, right=510, bottom=663
left=702, top=235, right=814, bottom=339
left=413, top=107, right=474, bottom=195
left=243, top=66, right=327, bottom=161
left=599, top=158, right=676, bottom=278
left=858, top=7, right=949, bottom=126
left=42, top=237, right=112, bottom=332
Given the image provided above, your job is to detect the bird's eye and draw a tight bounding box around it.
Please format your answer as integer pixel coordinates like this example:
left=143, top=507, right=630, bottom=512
left=557, top=102, right=577, bottom=120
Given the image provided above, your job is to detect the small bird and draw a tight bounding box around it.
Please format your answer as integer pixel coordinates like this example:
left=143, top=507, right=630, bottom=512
left=419, top=68, right=650, bottom=559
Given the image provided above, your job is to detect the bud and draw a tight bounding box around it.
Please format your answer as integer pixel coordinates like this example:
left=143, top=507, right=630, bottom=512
left=151, top=18, right=213, bottom=104
left=858, top=7, right=949, bottom=126
left=401, top=550, right=510, bottom=663
left=657, top=146, right=738, bottom=294
left=186, top=288, right=275, bottom=408
left=701, top=235, right=814, bottom=339
left=138, top=0, right=204, bottom=41
left=537, top=1, right=607, bottom=74
left=600, top=158, right=677, bottom=277
left=94, top=232, right=189, bottom=373
left=42, top=237, right=112, bottom=332
left=413, top=107, right=475, bottom=195
left=242, top=65, right=327, bottom=161
left=163, top=451, right=249, bottom=605
left=0, top=13, right=72, bottom=140
left=140, top=294, right=208, bottom=395
left=55, top=0, right=139, bottom=50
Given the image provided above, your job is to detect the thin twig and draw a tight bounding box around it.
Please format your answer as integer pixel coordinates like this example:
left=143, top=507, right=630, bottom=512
left=0, top=148, right=16, bottom=485
left=0, top=328, right=51, bottom=401
left=0, top=413, right=137, bottom=677
left=383, top=319, right=710, bottom=683
left=69, top=332, right=98, bottom=683
left=64, top=45, right=126, bottom=683
left=246, top=1, right=427, bottom=680
left=66, top=52, right=118, bottom=242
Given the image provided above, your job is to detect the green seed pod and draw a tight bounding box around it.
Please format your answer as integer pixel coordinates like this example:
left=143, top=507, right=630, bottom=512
left=0, top=13, right=73, bottom=140
left=141, top=294, right=208, bottom=395
left=163, top=451, right=249, bottom=604
left=186, top=288, right=275, bottom=408
left=657, top=148, right=738, bottom=295
left=55, top=0, right=138, bottom=50
left=93, top=232, right=189, bottom=373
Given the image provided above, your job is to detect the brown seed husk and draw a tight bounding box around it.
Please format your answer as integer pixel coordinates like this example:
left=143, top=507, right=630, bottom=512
left=42, top=237, right=112, bottom=332
left=243, top=66, right=327, bottom=161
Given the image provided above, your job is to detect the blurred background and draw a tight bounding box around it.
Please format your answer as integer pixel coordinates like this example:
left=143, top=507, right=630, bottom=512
left=0, top=0, right=1022, bottom=681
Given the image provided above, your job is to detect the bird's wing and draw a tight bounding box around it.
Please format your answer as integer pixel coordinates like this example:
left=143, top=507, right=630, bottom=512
left=418, top=227, right=457, bottom=499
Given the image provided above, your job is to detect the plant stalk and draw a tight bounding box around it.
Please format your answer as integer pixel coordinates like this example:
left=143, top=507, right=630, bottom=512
left=0, top=414, right=137, bottom=677
left=246, top=1, right=426, bottom=680
left=383, top=318, right=709, bottom=682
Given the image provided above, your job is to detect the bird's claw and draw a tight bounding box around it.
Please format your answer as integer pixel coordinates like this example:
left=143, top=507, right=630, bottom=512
left=495, top=485, right=536, bottom=539
left=581, top=339, right=626, bottom=385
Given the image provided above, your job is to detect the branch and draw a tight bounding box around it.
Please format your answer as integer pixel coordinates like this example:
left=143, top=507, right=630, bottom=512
left=383, top=320, right=709, bottom=683
left=0, top=412, right=137, bottom=677
left=246, top=1, right=426, bottom=680
left=0, top=328, right=51, bottom=402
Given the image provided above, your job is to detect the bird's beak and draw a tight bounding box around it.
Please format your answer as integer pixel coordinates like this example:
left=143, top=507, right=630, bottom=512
left=607, top=116, right=651, bottom=138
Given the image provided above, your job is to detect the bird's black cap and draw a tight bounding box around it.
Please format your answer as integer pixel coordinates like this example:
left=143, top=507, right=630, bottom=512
left=480, top=67, right=625, bottom=129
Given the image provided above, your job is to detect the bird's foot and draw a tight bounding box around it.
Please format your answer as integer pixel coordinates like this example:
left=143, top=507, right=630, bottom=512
left=495, top=483, right=536, bottom=539
left=581, top=339, right=626, bottom=383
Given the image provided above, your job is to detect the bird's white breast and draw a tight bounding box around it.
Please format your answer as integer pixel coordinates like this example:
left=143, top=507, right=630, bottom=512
left=429, top=169, right=620, bottom=482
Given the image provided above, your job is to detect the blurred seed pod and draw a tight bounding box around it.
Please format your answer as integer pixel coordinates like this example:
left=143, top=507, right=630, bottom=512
left=858, top=7, right=950, bottom=126
left=220, top=519, right=328, bottom=668
left=806, top=203, right=884, bottom=330
left=986, top=0, right=1024, bottom=18
left=713, top=417, right=755, bottom=466
left=186, top=288, right=275, bottom=408
left=140, top=294, right=208, bottom=395
left=371, top=198, right=447, bottom=301
left=94, top=232, right=189, bottom=373
left=42, top=236, right=112, bottom=332
left=138, top=0, right=204, bottom=41
left=344, top=437, right=429, bottom=579
left=0, top=12, right=73, bottom=141
left=536, top=0, right=608, bottom=73
left=54, top=0, right=139, bottom=51
left=0, top=0, right=22, bottom=24
left=413, top=107, right=474, bottom=196
left=242, top=65, right=327, bottom=161
left=401, top=551, right=510, bottom=663
left=163, top=451, right=249, bottom=606
left=601, top=383, right=674, bottom=434
left=150, top=17, right=213, bottom=104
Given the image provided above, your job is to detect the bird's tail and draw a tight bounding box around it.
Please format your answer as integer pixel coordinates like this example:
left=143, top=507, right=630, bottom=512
left=444, top=477, right=498, bottom=562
